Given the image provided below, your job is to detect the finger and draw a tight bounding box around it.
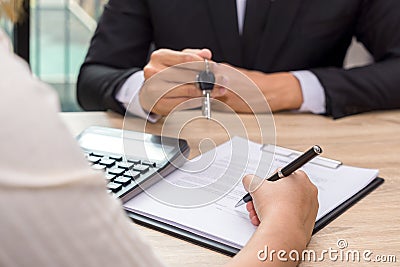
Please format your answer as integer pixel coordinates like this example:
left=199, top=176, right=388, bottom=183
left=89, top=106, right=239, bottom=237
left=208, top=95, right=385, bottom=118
left=151, top=49, right=205, bottom=67
left=163, top=84, right=227, bottom=99
left=249, top=215, right=260, bottom=226
left=151, top=97, right=202, bottom=115
left=246, top=201, right=254, bottom=212
left=210, top=73, right=229, bottom=89
left=248, top=212, right=253, bottom=220
left=161, top=73, right=228, bottom=97
left=162, top=84, right=203, bottom=98
left=143, top=81, right=227, bottom=113
left=147, top=61, right=227, bottom=87
left=212, top=87, right=227, bottom=95
left=251, top=215, right=261, bottom=226
left=242, top=174, right=263, bottom=193
left=242, top=174, right=253, bottom=193
left=210, top=87, right=228, bottom=98
left=182, top=48, right=212, bottom=60
left=197, top=48, right=212, bottom=59
left=147, top=63, right=217, bottom=84
left=249, top=210, right=257, bottom=219
left=172, top=60, right=218, bottom=73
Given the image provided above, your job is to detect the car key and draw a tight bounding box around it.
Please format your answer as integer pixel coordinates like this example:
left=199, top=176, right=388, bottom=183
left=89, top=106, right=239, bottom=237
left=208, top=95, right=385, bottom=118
left=196, top=59, right=215, bottom=119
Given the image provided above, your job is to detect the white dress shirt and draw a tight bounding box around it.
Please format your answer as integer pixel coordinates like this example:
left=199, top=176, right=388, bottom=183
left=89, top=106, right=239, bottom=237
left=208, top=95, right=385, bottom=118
left=0, top=29, right=165, bottom=267
left=116, top=0, right=326, bottom=120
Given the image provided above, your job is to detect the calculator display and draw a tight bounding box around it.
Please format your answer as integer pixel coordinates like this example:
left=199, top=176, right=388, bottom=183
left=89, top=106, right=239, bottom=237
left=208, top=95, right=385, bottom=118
left=78, top=130, right=176, bottom=162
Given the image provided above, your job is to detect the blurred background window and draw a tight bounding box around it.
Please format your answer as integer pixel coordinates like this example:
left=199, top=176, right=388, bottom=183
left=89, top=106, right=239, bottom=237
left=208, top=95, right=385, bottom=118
left=1, top=0, right=107, bottom=112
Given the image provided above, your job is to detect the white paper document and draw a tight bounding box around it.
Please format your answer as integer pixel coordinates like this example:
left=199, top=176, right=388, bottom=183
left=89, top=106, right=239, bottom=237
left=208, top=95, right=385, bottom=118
left=124, top=137, right=379, bottom=249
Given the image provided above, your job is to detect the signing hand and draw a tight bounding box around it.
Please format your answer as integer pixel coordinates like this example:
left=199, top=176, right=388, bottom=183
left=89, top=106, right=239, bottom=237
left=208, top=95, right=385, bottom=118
left=242, top=171, right=318, bottom=244
left=225, top=174, right=318, bottom=267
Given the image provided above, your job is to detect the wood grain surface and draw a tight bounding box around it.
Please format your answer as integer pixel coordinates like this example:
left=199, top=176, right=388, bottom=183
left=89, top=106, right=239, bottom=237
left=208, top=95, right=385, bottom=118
left=61, top=110, right=400, bottom=267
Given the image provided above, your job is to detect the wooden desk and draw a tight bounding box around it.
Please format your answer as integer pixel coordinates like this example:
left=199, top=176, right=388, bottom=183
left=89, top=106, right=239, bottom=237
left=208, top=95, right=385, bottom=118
left=61, top=111, right=400, bottom=267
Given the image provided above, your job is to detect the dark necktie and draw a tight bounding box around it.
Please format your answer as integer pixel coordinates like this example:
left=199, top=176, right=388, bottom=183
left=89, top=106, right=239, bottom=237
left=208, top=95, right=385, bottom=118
left=242, top=0, right=271, bottom=69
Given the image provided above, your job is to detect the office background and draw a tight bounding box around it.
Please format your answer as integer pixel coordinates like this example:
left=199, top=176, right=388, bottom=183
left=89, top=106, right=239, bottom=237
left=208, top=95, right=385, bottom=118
left=1, top=0, right=373, bottom=113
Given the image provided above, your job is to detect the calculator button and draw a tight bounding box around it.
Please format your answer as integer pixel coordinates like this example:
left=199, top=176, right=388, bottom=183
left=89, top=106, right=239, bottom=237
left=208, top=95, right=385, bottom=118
left=142, top=160, right=156, bottom=167
left=107, top=182, right=122, bottom=192
left=99, top=158, right=116, bottom=167
left=114, top=176, right=131, bottom=186
left=128, top=159, right=141, bottom=164
left=123, top=171, right=141, bottom=179
left=132, top=165, right=149, bottom=174
left=105, top=174, right=116, bottom=182
left=87, top=156, right=101, bottom=164
left=108, top=168, right=125, bottom=175
left=118, top=162, right=135, bottom=169
left=92, top=164, right=106, bottom=171
left=90, top=152, right=104, bottom=158
left=109, top=155, right=123, bottom=161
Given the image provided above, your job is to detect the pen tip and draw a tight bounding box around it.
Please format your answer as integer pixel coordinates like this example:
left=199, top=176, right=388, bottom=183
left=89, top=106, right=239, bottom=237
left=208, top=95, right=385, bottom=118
left=235, top=199, right=245, bottom=208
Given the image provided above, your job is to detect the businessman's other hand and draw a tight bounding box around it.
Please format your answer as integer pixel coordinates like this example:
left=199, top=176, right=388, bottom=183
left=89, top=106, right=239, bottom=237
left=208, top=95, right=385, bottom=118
left=139, top=48, right=226, bottom=116
left=242, top=171, right=318, bottom=245
left=215, top=64, right=304, bottom=113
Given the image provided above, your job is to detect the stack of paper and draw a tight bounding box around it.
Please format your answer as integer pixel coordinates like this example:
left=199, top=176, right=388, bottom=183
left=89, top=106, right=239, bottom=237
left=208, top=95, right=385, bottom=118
left=124, top=137, right=379, bottom=249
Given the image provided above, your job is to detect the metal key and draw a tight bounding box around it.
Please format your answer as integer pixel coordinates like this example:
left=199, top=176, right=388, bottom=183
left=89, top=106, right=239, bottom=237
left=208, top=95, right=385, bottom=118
left=196, top=59, right=215, bottom=119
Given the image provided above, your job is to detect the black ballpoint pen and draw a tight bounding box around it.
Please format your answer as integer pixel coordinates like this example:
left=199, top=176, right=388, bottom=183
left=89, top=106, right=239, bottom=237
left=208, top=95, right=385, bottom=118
left=234, top=145, right=323, bottom=207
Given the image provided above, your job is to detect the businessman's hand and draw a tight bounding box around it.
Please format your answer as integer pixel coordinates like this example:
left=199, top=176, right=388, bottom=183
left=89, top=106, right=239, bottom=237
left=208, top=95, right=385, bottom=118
left=242, top=171, right=318, bottom=244
left=215, top=64, right=304, bottom=113
left=139, top=48, right=227, bottom=116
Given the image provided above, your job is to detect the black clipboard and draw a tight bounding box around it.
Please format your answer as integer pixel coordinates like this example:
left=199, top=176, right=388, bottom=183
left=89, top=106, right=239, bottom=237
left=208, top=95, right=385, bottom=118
left=126, top=177, right=384, bottom=256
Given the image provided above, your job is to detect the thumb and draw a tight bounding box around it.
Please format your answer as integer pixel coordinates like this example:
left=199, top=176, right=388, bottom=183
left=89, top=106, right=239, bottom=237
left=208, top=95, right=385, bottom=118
left=197, top=48, right=212, bottom=60
left=242, top=174, right=263, bottom=194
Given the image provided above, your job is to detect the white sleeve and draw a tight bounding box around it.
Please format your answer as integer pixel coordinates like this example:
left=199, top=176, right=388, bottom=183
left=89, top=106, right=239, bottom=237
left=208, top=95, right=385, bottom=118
left=115, top=71, right=161, bottom=123
left=0, top=33, right=166, bottom=267
left=291, top=70, right=327, bottom=114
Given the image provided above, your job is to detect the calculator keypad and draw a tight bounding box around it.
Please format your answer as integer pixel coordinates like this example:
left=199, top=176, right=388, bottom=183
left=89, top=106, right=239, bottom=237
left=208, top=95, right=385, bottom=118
left=86, top=152, right=158, bottom=199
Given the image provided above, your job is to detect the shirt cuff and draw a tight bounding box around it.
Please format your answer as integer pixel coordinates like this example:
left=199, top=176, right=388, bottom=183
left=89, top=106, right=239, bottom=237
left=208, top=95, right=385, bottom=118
left=291, top=70, right=326, bottom=114
left=115, top=71, right=161, bottom=123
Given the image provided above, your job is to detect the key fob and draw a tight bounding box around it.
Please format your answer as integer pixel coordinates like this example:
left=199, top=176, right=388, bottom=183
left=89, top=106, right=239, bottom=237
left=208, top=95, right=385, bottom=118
left=197, top=70, right=215, bottom=91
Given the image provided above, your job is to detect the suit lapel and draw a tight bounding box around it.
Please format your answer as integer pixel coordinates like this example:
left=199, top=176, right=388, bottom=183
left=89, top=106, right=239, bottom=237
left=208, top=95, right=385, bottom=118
left=254, top=0, right=302, bottom=71
left=206, top=0, right=243, bottom=66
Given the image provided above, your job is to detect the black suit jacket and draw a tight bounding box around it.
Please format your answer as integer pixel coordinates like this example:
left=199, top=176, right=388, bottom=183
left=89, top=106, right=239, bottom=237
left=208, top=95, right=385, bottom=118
left=77, top=0, right=400, bottom=118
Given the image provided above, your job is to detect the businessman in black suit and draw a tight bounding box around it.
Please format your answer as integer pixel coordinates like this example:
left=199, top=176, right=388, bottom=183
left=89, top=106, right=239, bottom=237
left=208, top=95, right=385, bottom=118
left=77, top=0, right=400, bottom=119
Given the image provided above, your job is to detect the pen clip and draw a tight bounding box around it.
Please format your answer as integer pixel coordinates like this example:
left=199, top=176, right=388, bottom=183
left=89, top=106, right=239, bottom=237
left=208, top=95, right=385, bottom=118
left=260, top=144, right=342, bottom=169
